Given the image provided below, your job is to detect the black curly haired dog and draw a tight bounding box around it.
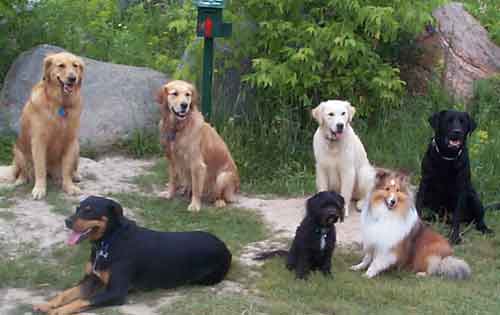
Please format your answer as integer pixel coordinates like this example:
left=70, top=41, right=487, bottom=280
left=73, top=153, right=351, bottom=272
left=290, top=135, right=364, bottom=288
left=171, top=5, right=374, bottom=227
left=255, top=191, right=344, bottom=279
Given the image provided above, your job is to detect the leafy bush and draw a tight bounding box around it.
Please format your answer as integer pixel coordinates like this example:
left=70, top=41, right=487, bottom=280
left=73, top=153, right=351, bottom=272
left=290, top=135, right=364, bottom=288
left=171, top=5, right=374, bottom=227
left=225, top=0, right=443, bottom=118
left=0, top=0, right=196, bottom=85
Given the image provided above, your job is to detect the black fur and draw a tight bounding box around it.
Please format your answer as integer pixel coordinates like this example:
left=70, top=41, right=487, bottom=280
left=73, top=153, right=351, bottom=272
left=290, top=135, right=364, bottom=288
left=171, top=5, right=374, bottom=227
left=66, top=196, right=232, bottom=307
left=255, top=191, right=344, bottom=279
left=416, top=110, right=494, bottom=244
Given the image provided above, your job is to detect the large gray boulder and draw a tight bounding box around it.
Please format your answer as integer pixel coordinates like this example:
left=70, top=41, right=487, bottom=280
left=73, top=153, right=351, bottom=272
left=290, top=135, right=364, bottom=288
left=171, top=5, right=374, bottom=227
left=434, top=3, right=500, bottom=101
left=0, top=44, right=168, bottom=148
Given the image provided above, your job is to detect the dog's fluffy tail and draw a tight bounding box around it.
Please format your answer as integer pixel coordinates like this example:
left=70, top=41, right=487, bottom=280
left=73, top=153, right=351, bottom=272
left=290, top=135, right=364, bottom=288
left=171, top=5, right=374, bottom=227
left=427, top=255, right=471, bottom=280
left=0, top=165, right=14, bottom=182
left=253, top=250, right=288, bottom=261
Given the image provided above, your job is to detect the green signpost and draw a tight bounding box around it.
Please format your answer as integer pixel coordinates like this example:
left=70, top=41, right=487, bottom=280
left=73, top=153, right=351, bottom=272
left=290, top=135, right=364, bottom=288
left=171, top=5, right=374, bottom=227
left=194, top=0, right=232, bottom=120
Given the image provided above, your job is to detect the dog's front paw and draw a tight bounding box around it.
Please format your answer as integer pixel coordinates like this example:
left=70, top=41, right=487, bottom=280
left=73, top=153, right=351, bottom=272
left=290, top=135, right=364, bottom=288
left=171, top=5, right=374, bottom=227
left=72, top=171, right=82, bottom=183
left=32, top=185, right=47, bottom=200
left=364, top=269, right=378, bottom=279
left=477, top=224, right=494, bottom=235
left=215, top=199, right=226, bottom=208
left=63, top=183, right=81, bottom=195
left=350, top=263, right=364, bottom=271
left=188, top=201, right=201, bottom=212
left=33, top=303, right=52, bottom=313
left=14, top=175, right=27, bottom=186
left=449, top=231, right=462, bottom=245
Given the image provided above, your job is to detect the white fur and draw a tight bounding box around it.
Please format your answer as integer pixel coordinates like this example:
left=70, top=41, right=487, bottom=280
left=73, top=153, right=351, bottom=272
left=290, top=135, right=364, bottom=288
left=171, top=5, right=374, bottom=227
left=350, top=194, right=419, bottom=278
left=312, top=100, right=375, bottom=217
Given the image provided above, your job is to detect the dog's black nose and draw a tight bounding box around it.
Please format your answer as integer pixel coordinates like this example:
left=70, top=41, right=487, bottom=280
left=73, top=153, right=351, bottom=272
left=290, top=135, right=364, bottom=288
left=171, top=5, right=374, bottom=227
left=336, top=123, right=344, bottom=132
left=180, top=102, right=188, bottom=110
left=65, top=217, right=74, bottom=229
left=67, top=75, right=77, bottom=83
left=389, top=199, right=396, bottom=206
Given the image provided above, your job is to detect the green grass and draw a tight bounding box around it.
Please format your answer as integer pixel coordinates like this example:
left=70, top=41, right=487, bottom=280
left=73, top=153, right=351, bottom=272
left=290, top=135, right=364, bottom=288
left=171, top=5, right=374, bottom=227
left=46, top=189, right=72, bottom=215
left=111, top=192, right=267, bottom=255
left=255, top=211, right=500, bottom=315
left=0, top=134, right=15, bottom=165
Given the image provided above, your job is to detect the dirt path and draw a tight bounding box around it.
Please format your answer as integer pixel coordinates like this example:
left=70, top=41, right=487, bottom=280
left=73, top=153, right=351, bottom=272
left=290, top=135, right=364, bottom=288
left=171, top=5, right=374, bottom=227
left=0, top=156, right=362, bottom=314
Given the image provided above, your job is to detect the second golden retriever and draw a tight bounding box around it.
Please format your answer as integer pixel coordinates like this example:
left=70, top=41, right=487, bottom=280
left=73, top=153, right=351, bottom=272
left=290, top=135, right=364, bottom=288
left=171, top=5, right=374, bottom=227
left=156, top=80, right=239, bottom=211
left=0, top=52, right=84, bottom=199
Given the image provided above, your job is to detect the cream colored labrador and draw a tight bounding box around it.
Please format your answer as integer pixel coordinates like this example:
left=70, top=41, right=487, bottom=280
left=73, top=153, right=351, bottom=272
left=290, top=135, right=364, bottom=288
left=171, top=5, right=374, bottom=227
left=312, top=100, right=375, bottom=217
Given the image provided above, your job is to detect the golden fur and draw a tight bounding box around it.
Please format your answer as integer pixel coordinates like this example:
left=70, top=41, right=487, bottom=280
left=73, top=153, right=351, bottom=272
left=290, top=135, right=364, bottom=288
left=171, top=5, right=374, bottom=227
left=0, top=52, right=84, bottom=199
left=351, top=169, right=470, bottom=280
left=156, top=80, right=239, bottom=211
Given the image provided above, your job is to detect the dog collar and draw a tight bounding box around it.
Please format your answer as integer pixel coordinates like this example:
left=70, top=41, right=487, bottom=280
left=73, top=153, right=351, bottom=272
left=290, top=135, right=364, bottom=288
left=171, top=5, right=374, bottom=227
left=92, top=227, right=123, bottom=272
left=432, top=138, right=462, bottom=161
left=58, top=106, right=67, bottom=117
left=165, top=131, right=176, bottom=142
left=315, top=228, right=329, bottom=251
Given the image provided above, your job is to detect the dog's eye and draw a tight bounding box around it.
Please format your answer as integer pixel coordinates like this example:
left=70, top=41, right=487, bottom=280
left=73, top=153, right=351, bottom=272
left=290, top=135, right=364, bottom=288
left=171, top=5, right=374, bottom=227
left=341, top=112, right=346, bottom=116
left=172, top=92, right=178, bottom=96
left=328, top=112, right=334, bottom=117
left=396, top=189, right=400, bottom=192
left=73, top=63, right=78, bottom=68
left=385, top=187, right=390, bottom=191
left=58, top=64, right=65, bottom=68
left=186, top=93, right=191, bottom=97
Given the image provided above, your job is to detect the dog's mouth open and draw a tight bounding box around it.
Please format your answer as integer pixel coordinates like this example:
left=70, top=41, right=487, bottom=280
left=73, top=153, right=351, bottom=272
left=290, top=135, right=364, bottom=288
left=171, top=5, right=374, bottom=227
left=171, top=107, right=188, bottom=120
left=328, top=129, right=343, bottom=141
left=447, top=138, right=462, bottom=148
left=58, top=77, right=75, bottom=95
left=67, top=228, right=94, bottom=245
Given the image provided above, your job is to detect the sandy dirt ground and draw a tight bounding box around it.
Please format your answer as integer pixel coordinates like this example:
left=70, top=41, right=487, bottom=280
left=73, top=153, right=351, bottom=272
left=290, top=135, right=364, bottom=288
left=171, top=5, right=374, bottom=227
left=0, top=157, right=362, bottom=315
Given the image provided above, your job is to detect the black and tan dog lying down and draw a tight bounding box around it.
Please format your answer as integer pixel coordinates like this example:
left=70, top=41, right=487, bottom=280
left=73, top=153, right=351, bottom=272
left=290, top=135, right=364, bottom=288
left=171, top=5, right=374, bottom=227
left=33, top=196, right=232, bottom=315
left=255, top=191, right=345, bottom=279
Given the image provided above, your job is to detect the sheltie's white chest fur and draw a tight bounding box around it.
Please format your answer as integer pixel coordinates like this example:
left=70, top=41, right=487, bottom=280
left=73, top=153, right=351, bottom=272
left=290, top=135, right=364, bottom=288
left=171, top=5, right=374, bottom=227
left=360, top=197, right=418, bottom=252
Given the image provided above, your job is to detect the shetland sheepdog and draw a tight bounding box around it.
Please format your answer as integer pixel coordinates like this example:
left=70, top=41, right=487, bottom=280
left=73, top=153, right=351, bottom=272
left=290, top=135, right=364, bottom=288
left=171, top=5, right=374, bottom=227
left=350, top=169, right=471, bottom=279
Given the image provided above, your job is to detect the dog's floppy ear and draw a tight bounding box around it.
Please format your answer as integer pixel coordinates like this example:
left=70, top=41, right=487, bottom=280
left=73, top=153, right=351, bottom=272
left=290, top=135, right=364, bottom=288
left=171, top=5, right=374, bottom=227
left=428, top=111, right=444, bottom=132
left=76, top=57, right=85, bottom=86
left=42, top=54, right=54, bottom=81
left=466, top=112, right=477, bottom=135
left=106, top=198, right=123, bottom=218
left=155, top=85, right=168, bottom=105
left=311, top=103, right=323, bottom=125
left=189, top=82, right=200, bottom=111
left=333, top=192, right=345, bottom=222
left=375, top=168, right=389, bottom=182
left=347, top=102, right=356, bottom=123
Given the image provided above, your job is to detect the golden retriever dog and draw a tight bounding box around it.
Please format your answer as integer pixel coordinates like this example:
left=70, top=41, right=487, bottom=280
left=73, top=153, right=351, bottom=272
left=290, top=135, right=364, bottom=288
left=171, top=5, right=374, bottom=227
left=156, top=80, right=239, bottom=211
left=0, top=52, right=84, bottom=199
left=312, top=100, right=375, bottom=217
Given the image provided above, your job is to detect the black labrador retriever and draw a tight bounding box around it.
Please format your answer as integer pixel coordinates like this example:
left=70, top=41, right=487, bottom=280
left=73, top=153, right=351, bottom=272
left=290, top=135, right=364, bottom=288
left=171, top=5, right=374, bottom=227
left=33, top=196, right=231, bottom=314
left=255, top=191, right=344, bottom=279
left=416, top=110, right=494, bottom=244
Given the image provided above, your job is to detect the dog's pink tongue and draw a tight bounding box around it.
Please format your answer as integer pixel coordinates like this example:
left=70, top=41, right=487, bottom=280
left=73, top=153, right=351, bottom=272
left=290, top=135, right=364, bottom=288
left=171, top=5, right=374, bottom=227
left=67, top=231, right=83, bottom=246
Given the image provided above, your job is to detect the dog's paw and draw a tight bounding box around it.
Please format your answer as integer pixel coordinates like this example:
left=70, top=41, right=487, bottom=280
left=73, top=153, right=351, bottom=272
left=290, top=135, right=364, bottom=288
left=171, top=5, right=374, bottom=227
left=416, top=272, right=428, bottom=278
left=364, top=269, right=378, bottom=279
left=63, top=183, right=81, bottom=195
left=159, top=187, right=176, bottom=199
left=14, top=175, right=27, bottom=186
left=477, top=225, right=494, bottom=235
left=72, top=171, right=82, bottom=183
left=350, top=264, right=364, bottom=271
left=33, top=303, right=52, bottom=313
left=449, top=232, right=462, bottom=245
left=188, top=202, right=201, bottom=212
left=215, top=199, right=226, bottom=208
left=32, top=185, right=47, bottom=200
